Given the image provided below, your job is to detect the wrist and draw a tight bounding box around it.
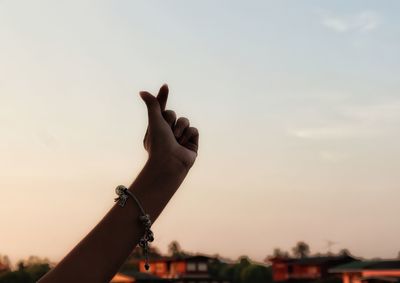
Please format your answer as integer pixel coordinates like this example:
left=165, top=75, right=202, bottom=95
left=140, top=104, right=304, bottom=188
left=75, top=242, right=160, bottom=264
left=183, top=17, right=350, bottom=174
left=147, top=154, right=190, bottom=176
left=127, top=155, right=189, bottom=224
left=130, top=155, right=188, bottom=196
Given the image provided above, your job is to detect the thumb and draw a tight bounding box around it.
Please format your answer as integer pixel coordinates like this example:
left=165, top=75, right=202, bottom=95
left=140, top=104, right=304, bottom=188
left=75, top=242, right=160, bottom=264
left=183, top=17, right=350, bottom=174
left=139, top=91, right=163, bottom=125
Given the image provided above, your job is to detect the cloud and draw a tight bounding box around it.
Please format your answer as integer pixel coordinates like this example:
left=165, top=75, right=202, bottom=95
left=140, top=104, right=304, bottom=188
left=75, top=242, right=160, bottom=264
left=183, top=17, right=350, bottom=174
left=342, top=101, right=400, bottom=123
left=288, top=126, right=373, bottom=140
left=322, top=18, right=350, bottom=33
left=321, top=10, right=380, bottom=33
left=319, top=151, right=348, bottom=163
left=287, top=100, right=400, bottom=140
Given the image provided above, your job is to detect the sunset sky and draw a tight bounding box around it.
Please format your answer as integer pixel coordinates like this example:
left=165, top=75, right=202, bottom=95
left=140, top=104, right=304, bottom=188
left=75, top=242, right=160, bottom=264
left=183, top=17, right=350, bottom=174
left=1, top=1, right=400, bottom=265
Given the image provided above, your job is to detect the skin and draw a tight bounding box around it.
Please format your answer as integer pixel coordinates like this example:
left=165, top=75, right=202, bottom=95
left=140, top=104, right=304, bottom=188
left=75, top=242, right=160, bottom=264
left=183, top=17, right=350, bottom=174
left=38, top=84, right=199, bottom=283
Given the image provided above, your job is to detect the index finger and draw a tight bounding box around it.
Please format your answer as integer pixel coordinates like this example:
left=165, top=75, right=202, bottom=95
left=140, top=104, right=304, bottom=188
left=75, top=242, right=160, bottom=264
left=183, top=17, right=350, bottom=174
left=156, top=84, right=169, bottom=111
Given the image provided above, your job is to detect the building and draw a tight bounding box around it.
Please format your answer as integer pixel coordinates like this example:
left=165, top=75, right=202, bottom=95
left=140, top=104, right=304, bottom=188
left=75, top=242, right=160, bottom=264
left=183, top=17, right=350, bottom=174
left=111, top=273, right=136, bottom=283
left=269, top=253, right=357, bottom=282
left=111, top=271, right=168, bottom=283
left=137, top=254, right=231, bottom=282
left=0, top=262, right=10, bottom=274
left=330, top=260, right=400, bottom=283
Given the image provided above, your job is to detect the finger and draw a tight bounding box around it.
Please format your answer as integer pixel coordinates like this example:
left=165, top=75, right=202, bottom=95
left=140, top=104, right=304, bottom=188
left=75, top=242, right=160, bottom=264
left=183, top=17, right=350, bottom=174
left=162, top=110, right=176, bottom=128
left=179, top=126, right=199, bottom=145
left=139, top=91, right=162, bottom=124
left=157, top=84, right=169, bottom=112
left=190, top=128, right=199, bottom=148
left=179, top=127, right=199, bottom=153
left=143, top=130, right=148, bottom=147
left=173, top=117, right=189, bottom=139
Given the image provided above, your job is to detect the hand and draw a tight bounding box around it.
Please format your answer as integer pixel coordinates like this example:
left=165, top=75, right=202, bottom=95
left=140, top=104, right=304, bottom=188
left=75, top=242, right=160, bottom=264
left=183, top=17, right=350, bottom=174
left=140, top=84, right=199, bottom=171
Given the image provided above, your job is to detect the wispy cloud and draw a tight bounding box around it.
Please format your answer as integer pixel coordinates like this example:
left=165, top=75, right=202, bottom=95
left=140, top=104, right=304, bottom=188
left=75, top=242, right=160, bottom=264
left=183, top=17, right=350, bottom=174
left=287, top=100, right=400, bottom=140
left=319, top=151, right=348, bottom=163
left=320, top=10, right=380, bottom=33
left=288, top=125, right=373, bottom=140
left=342, top=102, right=400, bottom=122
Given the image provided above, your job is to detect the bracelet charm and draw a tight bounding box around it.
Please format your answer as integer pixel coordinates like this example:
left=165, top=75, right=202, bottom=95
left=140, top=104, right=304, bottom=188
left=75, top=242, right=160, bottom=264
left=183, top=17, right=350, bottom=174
left=115, top=185, right=154, bottom=270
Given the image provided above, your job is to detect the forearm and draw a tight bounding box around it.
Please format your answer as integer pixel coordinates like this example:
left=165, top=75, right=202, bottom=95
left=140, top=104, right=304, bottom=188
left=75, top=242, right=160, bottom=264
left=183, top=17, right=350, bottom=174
left=39, top=157, right=188, bottom=283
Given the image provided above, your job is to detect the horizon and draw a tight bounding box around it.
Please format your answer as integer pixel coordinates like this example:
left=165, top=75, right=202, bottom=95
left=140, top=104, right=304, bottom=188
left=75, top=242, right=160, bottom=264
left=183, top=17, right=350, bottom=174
left=1, top=0, right=400, bottom=266
left=2, top=240, right=394, bottom=269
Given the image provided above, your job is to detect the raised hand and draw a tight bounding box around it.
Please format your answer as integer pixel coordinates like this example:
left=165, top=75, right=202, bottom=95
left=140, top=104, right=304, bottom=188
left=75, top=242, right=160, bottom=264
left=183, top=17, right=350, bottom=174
left=140, top=84, right=199, bottom=171
left=37, top=85, right=199, bottom=283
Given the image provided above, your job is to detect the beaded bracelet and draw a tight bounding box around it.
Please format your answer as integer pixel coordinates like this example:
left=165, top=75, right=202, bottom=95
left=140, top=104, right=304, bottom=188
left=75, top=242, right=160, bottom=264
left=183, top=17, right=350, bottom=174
left=114, top=185, right=154, bottom=270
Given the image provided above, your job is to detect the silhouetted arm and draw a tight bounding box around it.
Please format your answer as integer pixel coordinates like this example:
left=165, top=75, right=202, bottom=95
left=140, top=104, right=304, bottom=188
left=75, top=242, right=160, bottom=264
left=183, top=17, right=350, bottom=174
left=38, top=85, right=199, bottom=283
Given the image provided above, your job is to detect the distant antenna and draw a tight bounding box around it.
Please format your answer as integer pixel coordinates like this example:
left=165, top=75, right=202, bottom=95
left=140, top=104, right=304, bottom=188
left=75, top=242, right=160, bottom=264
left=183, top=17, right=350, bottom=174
left=325, top=239, right=338, bottom=253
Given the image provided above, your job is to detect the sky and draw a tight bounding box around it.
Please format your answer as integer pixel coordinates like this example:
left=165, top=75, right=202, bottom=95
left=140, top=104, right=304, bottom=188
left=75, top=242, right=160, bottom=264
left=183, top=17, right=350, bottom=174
left=1, top=0, right=400, bottom=265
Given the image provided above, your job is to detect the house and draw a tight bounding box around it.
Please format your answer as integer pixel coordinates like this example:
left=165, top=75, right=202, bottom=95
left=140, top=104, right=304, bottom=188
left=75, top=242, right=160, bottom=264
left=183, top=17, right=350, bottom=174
left=0, top=262, right=10, bottom=273
left=137, top=254, right=231, bottom=282
left=330, top=260, right=400, bottom=283
left=111, top=272, right=165, bottom=282
left=111, top=273, right=136, bottom=283
left=268, top=253, right=357, bottom=282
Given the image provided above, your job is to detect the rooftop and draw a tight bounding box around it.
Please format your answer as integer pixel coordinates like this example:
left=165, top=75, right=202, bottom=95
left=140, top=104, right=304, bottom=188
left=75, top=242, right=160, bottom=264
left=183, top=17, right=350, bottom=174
left=270, top=254, right=357, bottom=266
left=144, top=254, right=220, bottom=263
left=330, top=260, right=400, bottom=273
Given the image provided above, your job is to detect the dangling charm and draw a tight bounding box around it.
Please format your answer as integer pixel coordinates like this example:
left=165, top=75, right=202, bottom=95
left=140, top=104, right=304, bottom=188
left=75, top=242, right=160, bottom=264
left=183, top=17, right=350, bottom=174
left=139, top=214, right=154, bottom=270
left=114, top=185, right=154, bottom=271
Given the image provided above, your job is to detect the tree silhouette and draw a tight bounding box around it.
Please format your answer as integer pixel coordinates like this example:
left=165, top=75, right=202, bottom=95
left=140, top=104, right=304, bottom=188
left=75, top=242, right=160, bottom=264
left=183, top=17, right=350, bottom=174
left=168, top=240, right=187, bottom=258
left=168, top=240, right=181, bottom=256
left=233, top=256, right=251, bottom=283
left=272, top=248, right=289, bottom=258
left=339, top=249, right=351, bottom=256
left=0, top=256, right=50, bottom=283
left=241, top=264, right=273, bottom=283
left=292, top=241, right=310, bottom=258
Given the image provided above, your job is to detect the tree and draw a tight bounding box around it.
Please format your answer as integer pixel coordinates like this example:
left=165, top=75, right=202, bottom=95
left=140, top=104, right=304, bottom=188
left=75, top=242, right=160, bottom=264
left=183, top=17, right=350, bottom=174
left=0, top=270, right=32, bottom=283
left=25, top=264, right=50, bottom=281
left=218, top=263, right=235, bottom=281
left=233, top=256, right=251, bottom=283
left=339, top=249, right=351, bottom=256
left=23, top=256, right=49, bottom=267
left=168, top=241, right=181, bottom=256
left=168, top=240, right=188, bottom=258
left=292, top=241, right=310, bottom=258
left=272, top=248, right=289, bottom=258
left=0, top=256, right=50, bottom=283
left=208, top=258, right=227, bottom=279
left=241, top=264, right=273, bottom=283
left=17, top=262, right=24, bottom=272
